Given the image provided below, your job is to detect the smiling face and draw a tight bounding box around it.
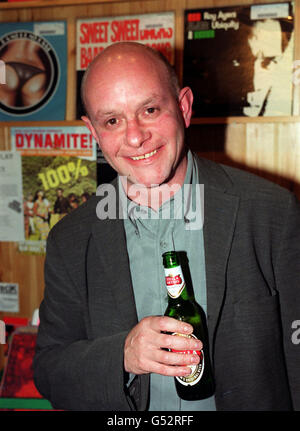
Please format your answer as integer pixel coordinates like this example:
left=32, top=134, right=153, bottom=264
left=82, top=44, right=193, bottom=192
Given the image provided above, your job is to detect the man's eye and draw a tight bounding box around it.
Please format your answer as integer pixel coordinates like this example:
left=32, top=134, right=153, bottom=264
left=107, top=118, right=117, bottom=126
left=146, top=107, right=157, bottom=115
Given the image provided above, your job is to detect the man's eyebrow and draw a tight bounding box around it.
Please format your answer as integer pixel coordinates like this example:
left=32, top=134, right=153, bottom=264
left=94, top=95, right=164, bottom=119
left=139, top=95, right=162, bottom=106
left=94, top=109, right=117, bottom=120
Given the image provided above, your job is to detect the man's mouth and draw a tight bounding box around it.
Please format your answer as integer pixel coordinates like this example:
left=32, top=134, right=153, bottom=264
left=130, top=149, right=157, bottom=161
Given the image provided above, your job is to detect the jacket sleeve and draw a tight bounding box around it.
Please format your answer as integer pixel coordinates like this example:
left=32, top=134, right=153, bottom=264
left=33, top=228, right=136, bottom=411
left=275, top=193, right=300, bottom=410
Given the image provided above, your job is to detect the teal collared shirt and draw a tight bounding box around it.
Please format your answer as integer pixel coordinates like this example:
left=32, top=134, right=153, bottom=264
left=120, top=151, right=216, bottom=411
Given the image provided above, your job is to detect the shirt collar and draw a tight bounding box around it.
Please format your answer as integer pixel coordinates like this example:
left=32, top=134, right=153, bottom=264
left=118, top=150, right=199, bottom=227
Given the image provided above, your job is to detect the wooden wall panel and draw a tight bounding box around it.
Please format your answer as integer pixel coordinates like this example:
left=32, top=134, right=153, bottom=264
left=293, top=0, right=300, bottom=115
left=193, top=121, right=300, bottom=198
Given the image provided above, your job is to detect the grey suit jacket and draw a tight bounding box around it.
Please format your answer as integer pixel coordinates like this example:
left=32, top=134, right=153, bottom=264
left=33, top=156, right=300, bottom=411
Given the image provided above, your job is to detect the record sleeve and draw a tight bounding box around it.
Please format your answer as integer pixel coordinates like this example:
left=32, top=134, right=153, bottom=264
left=76, top=12, right=175, bottom=119
left=183, top=3, right=294, bottom=117
left=0, top=21, right=67, bottom=121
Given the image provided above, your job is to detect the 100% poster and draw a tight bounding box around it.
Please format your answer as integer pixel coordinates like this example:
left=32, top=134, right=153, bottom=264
left=22, top=155, right=96, bottom=241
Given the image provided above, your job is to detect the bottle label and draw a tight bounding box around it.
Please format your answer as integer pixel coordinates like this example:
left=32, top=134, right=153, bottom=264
left=172, top=333, right=204, bottom=386
left=164, top=266, right=185, bottom=298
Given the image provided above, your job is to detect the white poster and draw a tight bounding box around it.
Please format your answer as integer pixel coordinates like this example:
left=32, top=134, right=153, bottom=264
left=0, top=283, right=19, bottom=313
left=0, top=152, right=24, bottom=241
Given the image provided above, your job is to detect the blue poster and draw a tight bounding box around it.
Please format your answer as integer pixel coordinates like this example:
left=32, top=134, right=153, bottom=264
left=0, top=21, right=67, bottom=121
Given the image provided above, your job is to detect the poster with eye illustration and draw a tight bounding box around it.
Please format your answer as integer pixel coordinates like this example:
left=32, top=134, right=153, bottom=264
left=0, top=21, right=67, bottom=121
left=183, top=3, right=294, bottom=117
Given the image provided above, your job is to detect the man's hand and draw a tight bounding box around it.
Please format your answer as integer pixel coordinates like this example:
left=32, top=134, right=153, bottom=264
left=124, top=316, right=202, bottom=377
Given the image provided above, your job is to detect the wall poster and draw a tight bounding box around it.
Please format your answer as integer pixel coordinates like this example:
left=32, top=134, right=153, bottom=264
left=11, top=126, right=97, bottom=254
left=76, top=12, right=175, bottom=118
left=0, top=21, right=67, bottom=121
left=0, top=283, right=19, bottom=313
left=183, top=3, right=294, bottom=117
left=0, top=151, right=24, bottom=242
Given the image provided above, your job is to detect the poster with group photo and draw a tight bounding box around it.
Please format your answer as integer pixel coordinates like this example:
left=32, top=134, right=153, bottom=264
left=183, top=3, right=294, bottom=117
left=0, top=21, right=67, bottom=121
left=11, top=126, right=97, bottom=254
left=76, top=11, right=175, bottom=118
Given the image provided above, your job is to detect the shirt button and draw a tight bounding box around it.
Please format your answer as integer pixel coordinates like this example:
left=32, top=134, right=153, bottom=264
left=160, top=240, right=167, bottom=249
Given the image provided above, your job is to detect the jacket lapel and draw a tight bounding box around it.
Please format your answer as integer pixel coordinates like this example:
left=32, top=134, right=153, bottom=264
left=197, top=158, right=239, bottom=362
left=91, top=183, right=138, bottom=330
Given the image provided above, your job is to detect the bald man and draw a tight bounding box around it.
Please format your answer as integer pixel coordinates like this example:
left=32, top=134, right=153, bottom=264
left=34, top=42, right=300, bottom=411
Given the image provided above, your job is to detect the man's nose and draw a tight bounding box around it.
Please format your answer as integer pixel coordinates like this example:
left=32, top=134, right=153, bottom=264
left=126, top=118, right=150, bottom=147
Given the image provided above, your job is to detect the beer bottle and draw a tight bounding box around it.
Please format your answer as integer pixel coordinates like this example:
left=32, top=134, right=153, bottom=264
left=162, top=251, right=215, bottom=401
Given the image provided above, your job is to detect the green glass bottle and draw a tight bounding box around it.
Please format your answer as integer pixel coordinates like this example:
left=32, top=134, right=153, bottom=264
left=162, top=251, right=215, bottom=401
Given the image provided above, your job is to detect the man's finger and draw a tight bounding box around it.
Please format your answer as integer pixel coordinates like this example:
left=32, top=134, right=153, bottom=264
left=149, top=315, right=194, bottom=335
left=155, top=348, right=200, bottom=367
left=161, top=332, right=203, bottom=352
left=148, top=360, right=194, bottom=377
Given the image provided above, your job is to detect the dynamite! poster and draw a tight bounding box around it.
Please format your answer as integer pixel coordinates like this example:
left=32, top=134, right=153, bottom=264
left=183, top=3, right=294, bottom=117
left=76, top=12, right=175, bottom=118
left=11, top=126, right=97, bottom=254
left=0, top=21, right=67, bottom=121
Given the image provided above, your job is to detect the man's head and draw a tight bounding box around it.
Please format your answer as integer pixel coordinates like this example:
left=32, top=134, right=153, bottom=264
left=81, top=42, right=193, bottom=190
left=81, top=43, right=180, bottom=115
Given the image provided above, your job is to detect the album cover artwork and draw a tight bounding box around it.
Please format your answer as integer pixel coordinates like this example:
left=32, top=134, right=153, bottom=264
left=0, top=21, right=67, bottom=121
left=76, top=12, right=175, bottom=119
left=183, top=3, right=294, bottom=117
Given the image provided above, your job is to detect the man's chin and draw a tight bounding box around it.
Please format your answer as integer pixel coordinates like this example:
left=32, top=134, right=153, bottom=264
left=127, top=181, right=161, bottom=191
left=121, top=174, right=164, bottom=189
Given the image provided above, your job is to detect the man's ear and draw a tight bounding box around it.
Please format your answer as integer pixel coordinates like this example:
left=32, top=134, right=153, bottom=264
left=81, top=115, right=98, bottom=143
left=178, top=87, right=194, bottom=128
